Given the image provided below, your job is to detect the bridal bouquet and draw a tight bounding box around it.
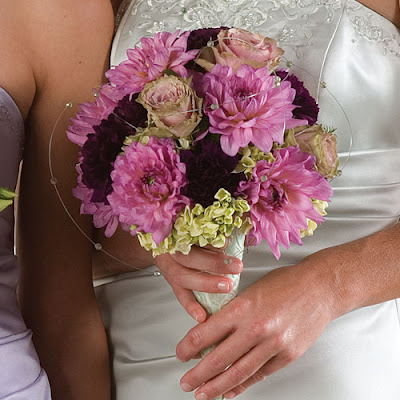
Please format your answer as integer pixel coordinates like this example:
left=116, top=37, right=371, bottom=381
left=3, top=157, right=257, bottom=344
left=67, top=27, right=338, bottom=322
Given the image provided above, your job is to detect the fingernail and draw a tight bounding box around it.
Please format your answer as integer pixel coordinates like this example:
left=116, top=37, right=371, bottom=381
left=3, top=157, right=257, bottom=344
left=217, top=281, right=230, bottom=291
left=180, top=382, right=193, bottom=392
left=229, top=261, right=242, bottom=273
left=225, top=392, right=236, bottom=399
left=196, top=393, right=208, bottom=400
left=224, top=258, right=232, bottom=265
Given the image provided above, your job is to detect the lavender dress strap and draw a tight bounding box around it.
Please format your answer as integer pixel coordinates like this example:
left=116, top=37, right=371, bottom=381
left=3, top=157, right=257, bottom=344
left=0, top=87, right=51, bottom=399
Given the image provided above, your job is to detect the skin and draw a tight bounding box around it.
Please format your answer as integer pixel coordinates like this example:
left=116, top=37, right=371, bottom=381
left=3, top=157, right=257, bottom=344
left=358, top=0, right=400, bottom=27
left=0, top=0, right=118, bottom=398
left=0, top=0, right=395, bottom=399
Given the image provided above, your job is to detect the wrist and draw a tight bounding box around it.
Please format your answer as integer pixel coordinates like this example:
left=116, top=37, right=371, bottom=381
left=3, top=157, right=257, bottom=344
left=297, top=248, right=359, bottom=322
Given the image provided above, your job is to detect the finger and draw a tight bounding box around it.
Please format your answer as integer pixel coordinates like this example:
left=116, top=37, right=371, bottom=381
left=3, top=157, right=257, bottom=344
left=170, top=246, right=243, bottom=275
left=176, top=313, right=232, bottom=362
left=223, top=354, right=289, bottom=399
left=193, top=344, right=277, bottom=400
left=179, top=330, right=255, bottom=393
left=202, top=242, right=227, bottom=252
left=161, top=258, right=234, bottom=293
left=171, top=285, right=207, bottom=323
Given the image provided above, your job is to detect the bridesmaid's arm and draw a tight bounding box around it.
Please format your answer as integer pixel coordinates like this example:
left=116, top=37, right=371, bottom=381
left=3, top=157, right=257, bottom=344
left=16, top=1, right=115, bottom=398
left=176, top=222, right=400, bottom=400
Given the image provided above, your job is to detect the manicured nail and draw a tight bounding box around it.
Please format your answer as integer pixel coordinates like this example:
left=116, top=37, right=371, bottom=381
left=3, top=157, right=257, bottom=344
left=196, top=393, right=208, bottom=400
left=180, top=382, right=193, bottom=392
left=229, top=261, right=242, bottom=273
left=225, top=392, right=236, bottom=399
left=217, top=282, right=230, bottom=291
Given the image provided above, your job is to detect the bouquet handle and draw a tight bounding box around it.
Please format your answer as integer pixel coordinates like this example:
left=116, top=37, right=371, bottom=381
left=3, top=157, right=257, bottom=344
left=193, top=229, right=245, bottom=400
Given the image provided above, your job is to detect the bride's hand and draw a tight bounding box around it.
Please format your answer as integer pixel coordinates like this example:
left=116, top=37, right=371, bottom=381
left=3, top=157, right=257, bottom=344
left=176, top=261, right=338, bottom=399
left=155, top=247, right=243, bottom=323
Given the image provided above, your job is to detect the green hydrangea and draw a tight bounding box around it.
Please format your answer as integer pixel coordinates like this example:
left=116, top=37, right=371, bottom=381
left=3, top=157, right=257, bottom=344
left=300, top=199, right=328, bottom=238
left=135, top=189, right=252, bottom=257
left=236, top=145, right=275, bottom=177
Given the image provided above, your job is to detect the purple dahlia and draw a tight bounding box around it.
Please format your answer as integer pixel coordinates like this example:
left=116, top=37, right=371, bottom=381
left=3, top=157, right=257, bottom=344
left=108, top=137, right=190, bottom=245
left=203, top=64, right=306, bottom=156
left=237, top=146, right=333, bottom=259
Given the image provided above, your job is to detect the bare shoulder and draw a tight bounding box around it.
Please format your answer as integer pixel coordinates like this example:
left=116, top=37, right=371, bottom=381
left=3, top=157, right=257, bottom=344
left=358, top=0, right=400, bottom=27
left=27, top=0, right=115, bottom=97
left=0, top=0, right=114, bottom=118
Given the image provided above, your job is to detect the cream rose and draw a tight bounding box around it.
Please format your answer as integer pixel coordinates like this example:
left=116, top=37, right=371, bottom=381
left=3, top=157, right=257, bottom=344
left=196, top=28, right=284, bottom=72
left=289, top=124, right=339, bottom=179
left=137, top=75, right=203, bottom=138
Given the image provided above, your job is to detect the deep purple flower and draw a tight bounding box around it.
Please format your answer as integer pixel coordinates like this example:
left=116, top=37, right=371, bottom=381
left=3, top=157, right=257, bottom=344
left=185, top=27, right=228, bottom=76
left=180, top=139, right=245, bottom=207
left=276, top=70, right=319, bottom=125
left=186, top=28, right=226, bottom=51
left=80, top=94, right=147, bottom=203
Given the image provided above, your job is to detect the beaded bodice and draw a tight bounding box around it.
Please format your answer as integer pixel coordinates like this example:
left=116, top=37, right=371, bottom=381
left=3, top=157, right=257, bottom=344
left=113, top=0, right=400, bottom=65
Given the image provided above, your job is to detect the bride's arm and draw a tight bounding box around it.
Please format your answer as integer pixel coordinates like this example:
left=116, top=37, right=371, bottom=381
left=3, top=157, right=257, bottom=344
left=176, top=222, right=400, bottom=400
left=16, top=1, right=115, bottom=398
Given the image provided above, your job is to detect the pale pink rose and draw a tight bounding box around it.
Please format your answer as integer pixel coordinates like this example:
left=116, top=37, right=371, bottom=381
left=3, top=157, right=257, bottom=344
left=137, top=75, right=202, bottom=138
left=290, top=124, right=339, bottom=179
left=196, top=28, right=284, bottom=72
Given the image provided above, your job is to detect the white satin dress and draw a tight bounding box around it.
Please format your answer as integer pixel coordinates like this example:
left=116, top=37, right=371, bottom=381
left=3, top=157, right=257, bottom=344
left=94, top=1, right=400, bottom=398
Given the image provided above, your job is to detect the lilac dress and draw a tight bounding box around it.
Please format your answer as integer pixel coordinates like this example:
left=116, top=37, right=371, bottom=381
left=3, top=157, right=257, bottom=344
left=0, top=87, right=51, bottom=398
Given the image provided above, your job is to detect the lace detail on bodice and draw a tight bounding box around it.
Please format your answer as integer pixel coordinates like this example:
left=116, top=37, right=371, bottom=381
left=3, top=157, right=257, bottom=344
left=115, top=0, right=400, bottom=64
left=346, top=2, right=400, bottom=58
left=121, top=0, right=343, bottom=59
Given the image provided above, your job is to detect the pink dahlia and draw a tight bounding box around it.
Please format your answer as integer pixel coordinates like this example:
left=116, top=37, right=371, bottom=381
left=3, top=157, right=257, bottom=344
left=108, top=137, right=190, bottom=245
left=67, top=84, right=121, bottom=147
left=106, top=30, right=199, bottom=97
left=204, top=64, right=306, bottom=156
left=236, top=146, right=333, bottom=259
left=73, top=162, right=119, bottom=237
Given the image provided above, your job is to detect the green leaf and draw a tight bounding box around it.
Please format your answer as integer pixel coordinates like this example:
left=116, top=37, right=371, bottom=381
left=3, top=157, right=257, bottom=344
left=164, top=69, right=179, bottom=77
left=0, top=187, right=17, bottom=200
left=0, top=199, right=13, bottom=212
left=0, top=187, right=16, bottom=212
